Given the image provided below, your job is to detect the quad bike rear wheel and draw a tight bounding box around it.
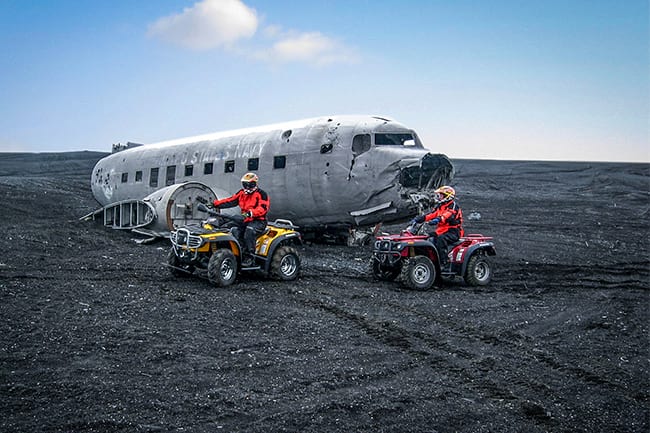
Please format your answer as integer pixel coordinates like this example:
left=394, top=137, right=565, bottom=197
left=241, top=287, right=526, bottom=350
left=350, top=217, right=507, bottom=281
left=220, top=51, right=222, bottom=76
left=208, top=249, right=238, bottom=286
left=167, top=248, right=195, bottom=277
left=271, top=245, right=300, bottom=281
left=464, top=253, right=492, bottom=286
left=401, top=256, right=436, bottom=290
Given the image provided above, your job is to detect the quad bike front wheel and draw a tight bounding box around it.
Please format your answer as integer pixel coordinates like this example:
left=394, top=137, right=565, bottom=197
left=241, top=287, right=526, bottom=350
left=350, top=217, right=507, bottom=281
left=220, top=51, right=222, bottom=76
left=167, top=248, right=195, bottom=277
left=208, top=249, right=238, bottom=286
left=401, top=256, right=437, bottom=290
left=370, top=258, right=401, bottom=281
left=464, top=253, right=492, bottom=286
left=271, top=245, right=300, bottom=281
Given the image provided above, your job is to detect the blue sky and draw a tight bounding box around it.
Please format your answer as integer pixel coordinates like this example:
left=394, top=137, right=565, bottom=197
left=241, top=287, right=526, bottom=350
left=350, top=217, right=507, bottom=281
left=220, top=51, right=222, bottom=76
left=1, top=0, right=648, bottom=162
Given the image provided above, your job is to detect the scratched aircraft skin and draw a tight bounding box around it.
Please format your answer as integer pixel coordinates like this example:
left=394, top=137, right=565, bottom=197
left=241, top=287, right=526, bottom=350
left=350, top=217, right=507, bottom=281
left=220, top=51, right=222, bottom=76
left=86, top=115, right=453, bottom=239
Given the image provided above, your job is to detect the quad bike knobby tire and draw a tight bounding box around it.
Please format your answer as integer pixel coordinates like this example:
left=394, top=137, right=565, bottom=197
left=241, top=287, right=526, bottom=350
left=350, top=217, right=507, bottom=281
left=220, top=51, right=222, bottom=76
left=370, top=258, right=401, bottom=281
left=401, top=256, right=437, bottom=290
left=271, top=245, right=300, bottom=281
left=167, top=248, right=195, bottom=277
left=464, top=253, right=493, bottom=286
left=208, top=249, right=238, bottom=286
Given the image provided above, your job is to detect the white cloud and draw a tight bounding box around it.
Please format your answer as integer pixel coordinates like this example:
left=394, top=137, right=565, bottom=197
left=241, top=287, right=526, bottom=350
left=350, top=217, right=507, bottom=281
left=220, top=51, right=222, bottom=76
left=148, top=0, right=358, bottom=66
left=148, top=0, right=258, bottom=50
left=267, top=32, right=358, bottom=66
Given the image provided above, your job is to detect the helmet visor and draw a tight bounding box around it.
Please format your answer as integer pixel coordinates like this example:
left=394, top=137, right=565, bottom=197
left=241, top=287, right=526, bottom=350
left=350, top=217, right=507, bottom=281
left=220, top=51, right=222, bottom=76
left=242, top=181, right=257, bottom=190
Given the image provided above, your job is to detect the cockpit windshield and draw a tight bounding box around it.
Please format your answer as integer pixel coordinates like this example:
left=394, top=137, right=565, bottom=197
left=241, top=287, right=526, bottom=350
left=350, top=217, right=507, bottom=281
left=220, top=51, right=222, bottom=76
left=375, top=133, right=416, bottom=146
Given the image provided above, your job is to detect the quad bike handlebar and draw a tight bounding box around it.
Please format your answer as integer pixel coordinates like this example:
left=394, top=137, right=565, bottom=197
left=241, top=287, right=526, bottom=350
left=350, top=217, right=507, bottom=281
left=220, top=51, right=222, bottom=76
left=197, top=202, right=212, bottom=213
left=404, top=222, right=431, bottom=236
left=196, top=203, right=244, bottom=227
left=196, top=202, right=296, bottom=230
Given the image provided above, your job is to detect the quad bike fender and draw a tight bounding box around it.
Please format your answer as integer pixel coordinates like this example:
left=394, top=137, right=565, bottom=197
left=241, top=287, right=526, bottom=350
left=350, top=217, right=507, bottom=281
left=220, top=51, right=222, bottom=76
left=259, top=232, right=302, bottom=273
left=455, top=242, right=496, bottom=276
left=402, top=239, right=440, bottom=264
left=204, top=233, right=242, bottom=258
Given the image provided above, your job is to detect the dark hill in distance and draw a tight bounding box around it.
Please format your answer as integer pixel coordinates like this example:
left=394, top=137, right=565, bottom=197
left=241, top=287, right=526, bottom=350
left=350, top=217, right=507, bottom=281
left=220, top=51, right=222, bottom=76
left=0, top=151, right=108, bottom=178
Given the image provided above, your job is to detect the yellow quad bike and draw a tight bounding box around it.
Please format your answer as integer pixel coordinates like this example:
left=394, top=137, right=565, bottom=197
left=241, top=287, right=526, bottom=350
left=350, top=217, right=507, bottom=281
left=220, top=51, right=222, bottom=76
left=167, top=203, right=302, bottom=286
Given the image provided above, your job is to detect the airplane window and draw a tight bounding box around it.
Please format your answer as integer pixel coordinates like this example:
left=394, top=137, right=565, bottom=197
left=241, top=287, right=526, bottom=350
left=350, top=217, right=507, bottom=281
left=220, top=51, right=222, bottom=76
left=320, top=143, right=333, bottom=154
left=225, top=160, right=235, bottom=173
left=375, top=133, right=414, bottom=146
left=150, top=168, right=159, bottom=187
left=352, top=134, right=371, bottom=155
left=135, top=171, right=142, bottom=182
left=185, top=164, right=194, bottom=177
left=282, top=130, right=292, bottom=140
left=248, top=158, right=259, bottom=171
left=274, top=155, right=286, bottom=169
left=204, top=162, right=213, bottom=175
left=166, top=165, right=176, bottom=186
left=121, top=173, right=128, bottom=183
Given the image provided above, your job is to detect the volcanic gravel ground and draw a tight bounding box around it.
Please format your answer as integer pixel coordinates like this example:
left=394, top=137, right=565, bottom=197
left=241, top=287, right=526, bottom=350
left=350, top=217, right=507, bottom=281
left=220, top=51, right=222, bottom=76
left=0, top=152, right=648, bottom=432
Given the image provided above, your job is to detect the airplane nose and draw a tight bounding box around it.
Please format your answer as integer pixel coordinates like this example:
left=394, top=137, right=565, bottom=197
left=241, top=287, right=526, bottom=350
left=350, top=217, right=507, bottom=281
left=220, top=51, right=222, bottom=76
left=399, top=153, right=454, bottom=191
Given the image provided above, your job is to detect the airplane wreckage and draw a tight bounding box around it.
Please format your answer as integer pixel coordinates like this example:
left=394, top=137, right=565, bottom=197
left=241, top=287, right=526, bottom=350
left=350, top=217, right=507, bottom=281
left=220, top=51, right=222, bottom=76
left=82, top=115, right=454, bottom=243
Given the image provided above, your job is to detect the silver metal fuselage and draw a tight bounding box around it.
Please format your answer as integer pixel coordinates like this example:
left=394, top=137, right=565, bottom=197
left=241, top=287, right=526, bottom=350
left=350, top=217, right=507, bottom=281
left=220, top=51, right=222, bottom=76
left=91, top=115, right=452, bottom=230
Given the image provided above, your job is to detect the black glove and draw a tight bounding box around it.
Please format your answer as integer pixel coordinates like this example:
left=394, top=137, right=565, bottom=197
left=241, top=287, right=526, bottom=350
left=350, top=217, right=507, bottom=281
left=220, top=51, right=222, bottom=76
left=411, top=215, right=425, bottom=225
left=428, top=217, right=441, bottom=225
left=242, top=210, right=252, bottom=218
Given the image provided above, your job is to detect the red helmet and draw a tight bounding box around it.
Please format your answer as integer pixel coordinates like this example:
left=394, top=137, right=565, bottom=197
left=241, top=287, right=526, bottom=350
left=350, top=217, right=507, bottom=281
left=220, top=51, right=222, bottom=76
left=433, top=186, right=455, bottom=204
left=241, top=172, right=259, bottom=194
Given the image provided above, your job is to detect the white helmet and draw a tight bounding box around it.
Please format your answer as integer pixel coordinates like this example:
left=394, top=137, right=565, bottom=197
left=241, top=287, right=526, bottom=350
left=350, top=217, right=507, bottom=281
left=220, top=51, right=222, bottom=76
left=241, top=172, right=259, bottom=194
left=433, top=186, right=455, bottom=204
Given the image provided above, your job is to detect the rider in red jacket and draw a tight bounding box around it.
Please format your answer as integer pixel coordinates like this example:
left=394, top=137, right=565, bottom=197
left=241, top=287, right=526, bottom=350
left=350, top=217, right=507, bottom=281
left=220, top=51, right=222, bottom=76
left=213, top=172, right=269, bottom=266
left=410, top=186, right=464, bottom=265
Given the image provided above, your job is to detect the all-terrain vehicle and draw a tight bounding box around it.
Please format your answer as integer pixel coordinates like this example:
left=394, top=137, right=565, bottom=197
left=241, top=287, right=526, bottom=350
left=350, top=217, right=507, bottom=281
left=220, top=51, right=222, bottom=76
left=167, top=203, right=302, bottom=286
left=371, top=223, right=496, bottom=290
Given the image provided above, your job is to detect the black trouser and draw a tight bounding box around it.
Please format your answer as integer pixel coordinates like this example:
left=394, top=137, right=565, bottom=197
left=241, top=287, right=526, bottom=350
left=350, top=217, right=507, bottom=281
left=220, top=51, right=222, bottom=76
left=430, top=228, right=460, bottom=263
left=232, top=219, right=267, bottom=256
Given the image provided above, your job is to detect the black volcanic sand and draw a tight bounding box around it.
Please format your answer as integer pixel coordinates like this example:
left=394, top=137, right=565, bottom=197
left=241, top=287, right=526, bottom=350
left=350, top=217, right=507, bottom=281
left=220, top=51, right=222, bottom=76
left=1, top=152, right=648, bottom=433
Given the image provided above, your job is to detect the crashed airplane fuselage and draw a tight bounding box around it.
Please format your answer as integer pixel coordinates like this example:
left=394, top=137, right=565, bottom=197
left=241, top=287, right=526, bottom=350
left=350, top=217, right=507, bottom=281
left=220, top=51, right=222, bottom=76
left=89, top=115, right=453, bottom=237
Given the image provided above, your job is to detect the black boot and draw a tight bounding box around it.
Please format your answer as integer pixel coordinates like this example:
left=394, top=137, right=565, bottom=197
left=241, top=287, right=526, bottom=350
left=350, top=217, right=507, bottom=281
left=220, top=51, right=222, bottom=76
left=439, top=253, right=450, bottom=271
left=241, top=253, right=254, bottom=267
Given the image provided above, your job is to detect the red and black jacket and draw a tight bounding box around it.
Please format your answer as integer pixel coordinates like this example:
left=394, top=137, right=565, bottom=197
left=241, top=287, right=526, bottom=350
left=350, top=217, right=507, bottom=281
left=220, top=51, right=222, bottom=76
left=424, top=200, right=464, bottom=236
left=213, top=189, right=270, bottom=223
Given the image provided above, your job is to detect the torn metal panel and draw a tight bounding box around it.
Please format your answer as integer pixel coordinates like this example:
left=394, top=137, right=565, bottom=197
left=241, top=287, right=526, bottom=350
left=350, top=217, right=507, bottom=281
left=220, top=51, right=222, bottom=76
left=350, top=201, right=398, bottom=226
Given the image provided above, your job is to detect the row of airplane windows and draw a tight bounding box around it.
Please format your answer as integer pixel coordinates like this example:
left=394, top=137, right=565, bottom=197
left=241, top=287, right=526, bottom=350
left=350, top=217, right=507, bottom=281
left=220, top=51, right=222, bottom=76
left=120, top=155, right=287, bottom=187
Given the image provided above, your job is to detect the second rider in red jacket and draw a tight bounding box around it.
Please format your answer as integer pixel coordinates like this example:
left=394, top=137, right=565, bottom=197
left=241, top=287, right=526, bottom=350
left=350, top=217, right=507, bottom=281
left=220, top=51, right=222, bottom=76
left=410, top=185, right=464, bottom=265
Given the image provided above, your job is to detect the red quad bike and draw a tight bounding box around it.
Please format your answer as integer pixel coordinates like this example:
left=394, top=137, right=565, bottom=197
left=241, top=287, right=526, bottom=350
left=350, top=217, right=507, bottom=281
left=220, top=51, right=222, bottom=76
left=371, top=223, right=496, bottom=290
